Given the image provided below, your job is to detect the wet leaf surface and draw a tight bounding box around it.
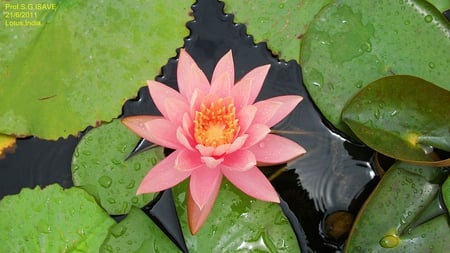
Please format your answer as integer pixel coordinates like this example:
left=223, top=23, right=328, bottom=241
left=301, top=0, right=450, bottom=136
left=442, top=175, right=450, bottom=210
left=223, top=0, right=333, bottom=61
left=0, top=184, right=115, bottom=252
left=342, top=75, right=450, bottom=162
left=346, top=162, right=449, bottom=252
left=173, top=180, right=302, bottom=252
left=0, top=0, right=192, bottom=139
left=72, top=119, right=165, bottom=215
left=100, top=207, right=181, bottom=253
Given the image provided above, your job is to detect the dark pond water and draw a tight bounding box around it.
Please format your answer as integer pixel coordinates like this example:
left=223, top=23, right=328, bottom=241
left=0, top=0, right=387, bottom=252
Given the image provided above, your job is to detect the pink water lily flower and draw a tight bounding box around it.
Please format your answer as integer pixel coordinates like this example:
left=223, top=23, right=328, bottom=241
left=122, top=49, right=306, bottom=234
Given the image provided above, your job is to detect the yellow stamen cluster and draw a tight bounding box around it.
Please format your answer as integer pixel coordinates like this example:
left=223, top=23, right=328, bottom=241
left=194, top=98, right=238, bottom=147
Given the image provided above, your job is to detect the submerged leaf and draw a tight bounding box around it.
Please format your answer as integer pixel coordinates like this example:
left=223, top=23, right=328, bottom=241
left=346, top=162, right=449, bottom=252
left=173, top=180, right=301, bottom=252
left=100, top=207, right=181, bottom=253
left=301, top=0, right=450, bottom=135
left=72, top=119, right=165, bottom=215
left=342, top=75, right=450, bottom=162
left=0, top=184, right=115, bottom=252
left=0, top=0, right=193, bottom=139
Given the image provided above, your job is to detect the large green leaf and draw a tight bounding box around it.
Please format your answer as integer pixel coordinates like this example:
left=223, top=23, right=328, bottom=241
left=173, top=180, right=301, bottom=252
left=443, top=175, right=450, bottom=210
left=223, top=0, right=333, bottom=61
left=0, top=184, right=115, bottom=252
left=346, top=162, right=449, bottom=252
left=301, top=0, right=450, bottom=135
left=100, top=207, right=181, bottom=253
left=0, top=0, right=193, bottom=139
left=72, top=119, right=165, bottom=215
left=342, top=75, right=450, bottom=162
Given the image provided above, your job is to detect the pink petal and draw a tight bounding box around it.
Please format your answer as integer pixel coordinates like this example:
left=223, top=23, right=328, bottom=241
left=232, top=64, right=270, bottom=109
left=177, top=49, right=211, bottom=98
left=189, top=166, right=223, bottom=209
left=163, top=97, right=190, bottom=125
left=248, top=134, right=306, bottom=165
left=201, top=156, right=224, bottom=168
left=175, top=149, right=203, bottom=171
left=176, top=127, right=195, bottom=151
left=221, top=166, right=279, bottom=203
left=121, top=116, right=182, bottom=150
left=222, top=149, right=256, bottom=172
left=136, top=150, right=192, bottom=194
left=195, top=144, right=215, bottom=156
left=253, top=95, right=303, bottom=127
left=187, top=177, right=221, bottom=234
left=242, top=124, right=271, bottom=149
left=211, top=143, right=231, bottom=157
left=236, top=105, right=257, bottom=134
left=210, top=50, right=234, bottom=97
left=226, top=134, right=248, bottom=154
left=148, top=81, right=188, bottom=123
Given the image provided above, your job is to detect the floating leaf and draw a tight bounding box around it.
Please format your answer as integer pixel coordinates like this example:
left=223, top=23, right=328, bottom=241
left=173, top=180, right=301, bottom=252
left=301, top=0, right=450, bottom=135
left=0, top=184, right=115, bottom=252
left=223, top=0, right=333, bottom=60
left=427, top=0, right=450, bottom=12
left=100, top=207, right=181, bottom=253
left=346, top=162, right=449, bottom=252
left=0, top=0, right=193, bottom=139
left=342, top=75, right=450, bottom=162
left=443, top=175, right=450, bottom=210
left=72, top=119, right=165, bottom=215
left=0, top=134, right=16, bottom=159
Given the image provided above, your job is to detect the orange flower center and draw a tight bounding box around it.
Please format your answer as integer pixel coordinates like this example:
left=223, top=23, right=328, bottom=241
left=194, top=98, right=239, bottom=147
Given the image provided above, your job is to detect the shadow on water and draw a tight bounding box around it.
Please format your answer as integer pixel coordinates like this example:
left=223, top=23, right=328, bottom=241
left=0, top=0, right=381, bottom=252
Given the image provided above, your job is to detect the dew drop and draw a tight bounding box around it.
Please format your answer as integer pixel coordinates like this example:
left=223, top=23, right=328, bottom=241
left=107, top=198, right=116, bottom=204
left=424, top=15, right=433, bottom=23
left=126, top=180, right=135, bottom=189
left=361, top=41, right=372, bottom=52
left=98, top=175, right=113, bottom=188
left=151, top=157, right=158, bottom=166
left=131, top=196, right=139, bottom=204
left=428, top=62, right=435, bottom=69
left=37, top=220, right=52, bottom=233
left=278, top=3, right=285, bottom=9
left=111, top=224, right=127, bottom=238
left=374, top=109, right=380, bottom=120
left=354, top=81, right=363, bottom=88
left=379, top=234, right=399, bottom=248
left=258, top=142, right=265, bottom=148
left=134, top=163, right=141, bottom=171
left=111, top=159, right=121, bottom=165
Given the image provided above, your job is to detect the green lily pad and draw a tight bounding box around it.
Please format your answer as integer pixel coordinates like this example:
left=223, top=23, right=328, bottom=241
left=300, top=0, right=450, bottom=136
left=173, top=179, right=301, bottom=252
left=72, top=119, right=165, bottom=215
left=443, top=175, right=450, bottom=210
left=100, top=207, right=181, bottom=253
left=342, top=75, right=450, bottom=162
left=0, top=0, right=192, bottom=139
left=0, top=184, right=115, bottom=252
left=223, top=0, right=333, bottom=61
left=427, top=0, right=450, bottom=12
left=346, top=162, right=449, bottom=252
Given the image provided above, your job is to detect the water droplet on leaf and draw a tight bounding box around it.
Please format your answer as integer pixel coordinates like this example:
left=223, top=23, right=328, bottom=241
left=98, top=175, right=113, bottom=188
left=379, top=234, right=399, bottom=248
